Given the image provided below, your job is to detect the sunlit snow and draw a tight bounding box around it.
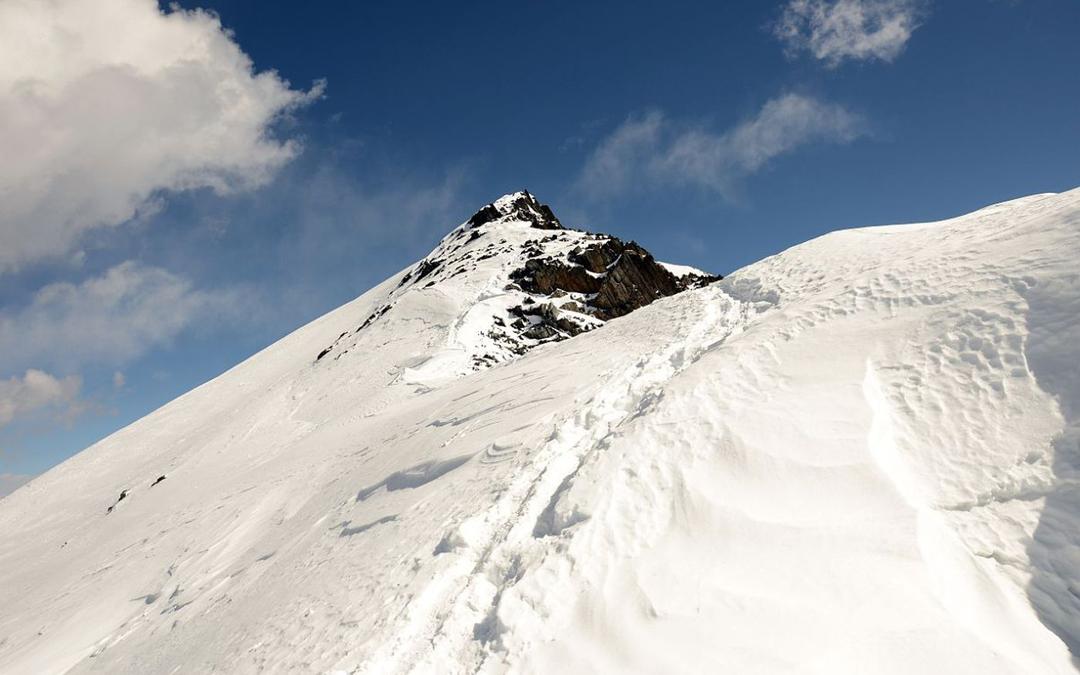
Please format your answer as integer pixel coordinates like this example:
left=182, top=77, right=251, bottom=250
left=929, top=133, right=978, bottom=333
left=1, top=189, right=1078, bottom=674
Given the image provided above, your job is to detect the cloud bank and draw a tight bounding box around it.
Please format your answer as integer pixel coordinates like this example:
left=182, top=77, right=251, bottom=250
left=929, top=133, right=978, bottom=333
left=774, top=0, right=923, bottom=67
left=0, top=0, right=323, bottom=271
left=578, top=94, right=866, bottom=199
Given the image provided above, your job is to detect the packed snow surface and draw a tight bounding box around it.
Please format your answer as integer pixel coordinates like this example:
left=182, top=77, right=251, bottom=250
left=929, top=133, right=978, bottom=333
left=1, top=189, right=1079, bottom=674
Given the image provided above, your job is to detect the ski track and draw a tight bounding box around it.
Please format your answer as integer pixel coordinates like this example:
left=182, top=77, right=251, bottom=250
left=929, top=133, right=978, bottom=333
left=352, top=287, right=751, bottom=674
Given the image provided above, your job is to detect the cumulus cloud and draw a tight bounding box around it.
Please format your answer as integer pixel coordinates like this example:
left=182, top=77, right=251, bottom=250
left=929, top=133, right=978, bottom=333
left=774, top=0, right=923, bottom=67
left=0, top=370, right=82, bottom=430
left=0, top=0, right=323, bottom=271
left=0, top=262, right=245, bottom=373
left=578, top=94, right=866, bottom=199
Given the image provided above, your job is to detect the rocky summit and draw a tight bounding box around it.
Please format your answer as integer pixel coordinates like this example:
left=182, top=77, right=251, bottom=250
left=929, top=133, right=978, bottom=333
left=315, top=191, right=718, bottom=371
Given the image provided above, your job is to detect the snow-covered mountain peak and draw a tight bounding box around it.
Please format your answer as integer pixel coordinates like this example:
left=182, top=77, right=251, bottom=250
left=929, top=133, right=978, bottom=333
left=462, top=190, right=564, bottom=231
left=314, top=191, right=717, bottom=382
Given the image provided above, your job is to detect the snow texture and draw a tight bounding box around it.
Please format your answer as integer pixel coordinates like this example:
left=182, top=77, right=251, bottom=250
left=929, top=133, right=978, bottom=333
left=1, top=189, right=1079, bottom=674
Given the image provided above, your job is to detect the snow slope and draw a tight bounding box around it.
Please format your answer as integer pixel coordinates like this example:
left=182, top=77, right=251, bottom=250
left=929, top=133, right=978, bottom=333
left=1, top=189, right=1078, bottom=674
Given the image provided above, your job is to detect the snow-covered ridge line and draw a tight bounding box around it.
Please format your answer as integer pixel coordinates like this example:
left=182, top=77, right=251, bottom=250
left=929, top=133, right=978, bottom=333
left=313, top=190, right=718, bottom=377
left=363, top=284, right=753, bottom=672
left=1, top=188, right=1078, bottom=674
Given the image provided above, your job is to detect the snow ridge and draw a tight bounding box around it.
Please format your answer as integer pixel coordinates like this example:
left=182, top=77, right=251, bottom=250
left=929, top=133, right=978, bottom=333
left=315, top=191, right=716, bottom=382
left=359, top=285, right=750, bottom=673
left=1, top=189, right=1079, bottom=674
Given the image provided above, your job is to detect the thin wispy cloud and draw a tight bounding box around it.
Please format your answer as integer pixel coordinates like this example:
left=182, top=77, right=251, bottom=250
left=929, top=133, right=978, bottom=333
left=0, top=0, right=323, bottom=272
left=578, top=94, right=867, bottom=199
left=773, top=0, right=924, bottom=67
left=0, top=262, right=246, bottom=375
left=204, top=156, right=470, bottom=328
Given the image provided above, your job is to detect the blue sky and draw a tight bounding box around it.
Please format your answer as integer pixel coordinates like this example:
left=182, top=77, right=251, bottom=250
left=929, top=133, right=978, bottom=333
left=1, top=0, right=1078, bottom=491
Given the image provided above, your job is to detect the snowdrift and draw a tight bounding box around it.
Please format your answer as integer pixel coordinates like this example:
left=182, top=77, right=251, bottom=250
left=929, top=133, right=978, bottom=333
left=1, top=189, right=1078, bottom=674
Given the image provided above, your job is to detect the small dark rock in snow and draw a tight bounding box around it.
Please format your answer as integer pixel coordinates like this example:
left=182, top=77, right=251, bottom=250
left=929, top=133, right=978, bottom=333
left=106, top=489, right=129, bottom=514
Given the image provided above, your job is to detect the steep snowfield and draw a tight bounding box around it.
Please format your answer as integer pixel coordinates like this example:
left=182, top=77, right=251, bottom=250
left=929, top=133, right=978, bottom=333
left=1, top=189, right=1078, bottom=674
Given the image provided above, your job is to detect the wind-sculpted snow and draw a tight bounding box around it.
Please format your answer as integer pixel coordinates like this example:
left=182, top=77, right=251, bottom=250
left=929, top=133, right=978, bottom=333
left=0, top=190, right=1078, bottom=674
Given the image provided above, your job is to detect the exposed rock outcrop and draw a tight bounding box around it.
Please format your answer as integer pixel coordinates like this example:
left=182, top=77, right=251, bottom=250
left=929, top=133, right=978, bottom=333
left=510, top=237, right=718, bottom=321
left=314, top=190, right=719, bottom=369
left=466, top=190, right=562, bottom=231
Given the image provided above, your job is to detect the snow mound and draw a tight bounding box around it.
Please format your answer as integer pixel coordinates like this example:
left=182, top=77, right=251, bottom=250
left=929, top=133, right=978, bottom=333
left=0, top=189, right=1078, bottom=674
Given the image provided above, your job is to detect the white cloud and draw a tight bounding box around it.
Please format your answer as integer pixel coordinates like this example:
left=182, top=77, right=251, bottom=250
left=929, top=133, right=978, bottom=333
left=576, top=112, right=665, bottom=198
left=0, top=0, right=323, bottom=271
left=112, top=371, right=126, bottom=389
left=578, top=94, right=866, bottom=199
left=0, top=369, right=82, bottom=430
left=0, top=262, right=245, bottom=373
left=774, top=0, right=923, bottom=67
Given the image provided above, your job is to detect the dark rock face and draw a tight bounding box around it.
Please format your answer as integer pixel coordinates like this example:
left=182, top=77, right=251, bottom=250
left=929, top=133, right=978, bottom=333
left=592, top=244, right=685, bottom=319
left=509, top=301, right=588, bottom=340
left=465, top=190, right=563, bottom=231
left=466, top=204, right=501, bottom=229
left=511, top=258, right=599, bottom=296
left=413, top=258, right=443, bottom=282
left=531, top=203, right=562, bottom=230
left=510, top=237, right=718, bottom=321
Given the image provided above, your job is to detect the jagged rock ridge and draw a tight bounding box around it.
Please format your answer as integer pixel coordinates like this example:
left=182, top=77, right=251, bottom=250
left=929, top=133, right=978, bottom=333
left=465, top=191, right=563, bottom=231
left=315, top=191, right=718, bottom=371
